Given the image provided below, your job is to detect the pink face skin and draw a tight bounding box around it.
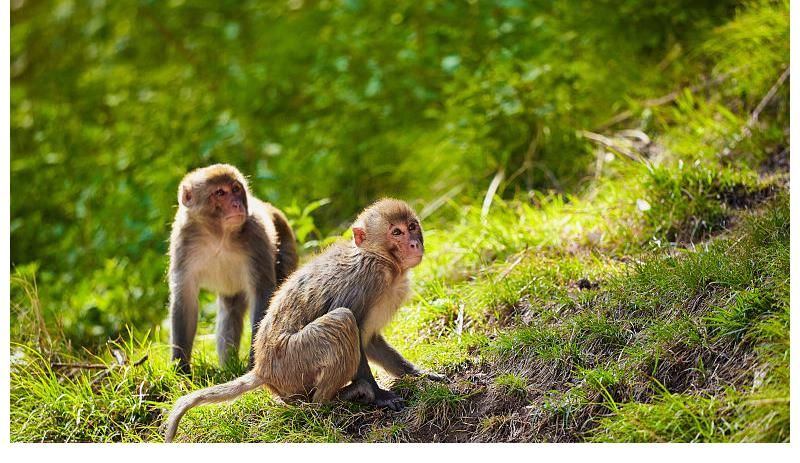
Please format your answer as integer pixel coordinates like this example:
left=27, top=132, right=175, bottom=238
left=354, top=219, right=424, bottom=270
left=210, top=182, right=247, bottom=229
left=387, top=220, right=424, bottom=270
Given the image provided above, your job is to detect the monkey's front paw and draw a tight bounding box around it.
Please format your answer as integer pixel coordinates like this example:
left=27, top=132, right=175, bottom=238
left=423, top=371, right=448, bottom=382
left=374, top=388, right=404, bottom=411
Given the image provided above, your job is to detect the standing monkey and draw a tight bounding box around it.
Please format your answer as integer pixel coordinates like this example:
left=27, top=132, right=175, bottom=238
left=165, top=198, right=444, bottom=442
left=168, top=164, right=297, bottom=373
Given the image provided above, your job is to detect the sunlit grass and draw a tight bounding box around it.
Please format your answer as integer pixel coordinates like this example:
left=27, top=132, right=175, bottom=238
left=11, top=187, right=788, bottom=442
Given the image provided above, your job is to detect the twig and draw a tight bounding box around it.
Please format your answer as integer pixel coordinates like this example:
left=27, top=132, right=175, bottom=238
left=499, top=252, right=526, bottom=280
left=595, top=72, right=732, bottom=131
left=593, top=144, right=605, bottom=180
left=51, top=362, right=108, bottom=370
left=91, top=353, right=149, bottom=385
left=721, top=66, right=789, bottom=157
left=579, top=130, right=641, bottom=162
left=111, top=348, right=127, bottom=366
left=744, top=397, right=790, bottom=405
left=749, top=66, right=790, bottom=123
left=455, top=304, right=465, bottom=340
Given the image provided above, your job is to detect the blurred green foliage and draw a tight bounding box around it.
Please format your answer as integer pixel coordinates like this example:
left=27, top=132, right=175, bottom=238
left=12, top=0, right=755, bottom=344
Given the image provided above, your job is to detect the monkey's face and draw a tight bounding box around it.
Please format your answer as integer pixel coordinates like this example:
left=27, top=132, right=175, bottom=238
left=386, top=219, right=424, bottom=270
left=179, top=166, right=254, bottom=233
left=207, top=180, right=248, bottom=230
left=353, top=199, right=424, bottom=270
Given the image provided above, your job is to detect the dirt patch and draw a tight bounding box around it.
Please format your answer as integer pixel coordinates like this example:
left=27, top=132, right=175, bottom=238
left=402, top=353, right=583, bottom=442
left=669, top=174, right=786, bottom=246
left=644, top=339, right=756, bottom=398
left=759, top=145, right=789, bottom=177
left=706, top=145, right=789, bottom=239
left=403, top=362, right=533, bottom=442
left=336, top=322, right=760, bottom=443
left=719, top=184, right=780, bottom=210
left=334, top=358, right=562, bottom=442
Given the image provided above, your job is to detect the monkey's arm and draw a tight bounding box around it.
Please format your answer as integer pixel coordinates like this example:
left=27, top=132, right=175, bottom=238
left=366, top=335, right=446, bottom=381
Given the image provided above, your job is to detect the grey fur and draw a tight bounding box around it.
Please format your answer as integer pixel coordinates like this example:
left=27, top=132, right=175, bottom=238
left=366, top=334, right=419, bottom=377
left=168, top=164, right=297, bottom=373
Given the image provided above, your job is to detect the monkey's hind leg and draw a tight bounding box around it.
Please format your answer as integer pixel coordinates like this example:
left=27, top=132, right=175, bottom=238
left=216, top=292, right=248, bottom=367
left=275, top=307, right=361, bottom=403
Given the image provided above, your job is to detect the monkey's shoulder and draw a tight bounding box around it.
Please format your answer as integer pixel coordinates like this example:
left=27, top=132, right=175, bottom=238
left=271, top=243, right=392, bottom=314
left=318, top=243, right=395, bottom=283
left=293, top=244, right=383, bottom=287
left=246, top=199, right=291, bottom=250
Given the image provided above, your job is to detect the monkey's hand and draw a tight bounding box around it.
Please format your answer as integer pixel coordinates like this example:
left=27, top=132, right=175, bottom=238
left=373, top=388, right=404, bottom=411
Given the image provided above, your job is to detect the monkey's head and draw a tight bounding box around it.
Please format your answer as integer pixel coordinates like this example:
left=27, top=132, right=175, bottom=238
left=352, top=198, right=424, bottom=271
left=178, top=164, right=250, bottom=231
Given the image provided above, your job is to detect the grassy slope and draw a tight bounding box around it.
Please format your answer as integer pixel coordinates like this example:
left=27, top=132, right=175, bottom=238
left=10, top=1, right=789, bottom=443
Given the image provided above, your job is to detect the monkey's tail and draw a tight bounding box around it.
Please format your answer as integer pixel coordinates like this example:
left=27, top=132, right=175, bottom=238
left=164, top=370, right=264, bottom=442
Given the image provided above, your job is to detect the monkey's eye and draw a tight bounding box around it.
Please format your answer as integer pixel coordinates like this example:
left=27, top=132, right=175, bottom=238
left=391, top=228, right=403, bottom=236
left=408, top=222, right=417, bottom=231
left=214, top=189, right=225, bottom=197
left=232, top=184, right=241, bottom=194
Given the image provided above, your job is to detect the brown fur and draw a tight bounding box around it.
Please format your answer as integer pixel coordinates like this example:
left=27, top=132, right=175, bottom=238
left=164, top=198, right=443, bottom=442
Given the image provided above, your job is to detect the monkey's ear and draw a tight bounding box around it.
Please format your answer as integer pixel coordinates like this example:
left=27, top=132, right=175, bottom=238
left=353, top=227, right=366, bottom=247
left=180, top=185, right=194, bottom=207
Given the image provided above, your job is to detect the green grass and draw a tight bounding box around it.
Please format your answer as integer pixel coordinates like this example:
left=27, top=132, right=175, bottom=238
left=12, top=165, right=789, bottom=444
left=11, top=190, right=788, bottom=441
left=11, top=194, right=789, bottom=442
left=494, top=373, right=529, bottom=398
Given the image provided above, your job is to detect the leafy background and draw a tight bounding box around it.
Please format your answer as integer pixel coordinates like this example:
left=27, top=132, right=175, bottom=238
left=10, top=0, right=747, bottom=344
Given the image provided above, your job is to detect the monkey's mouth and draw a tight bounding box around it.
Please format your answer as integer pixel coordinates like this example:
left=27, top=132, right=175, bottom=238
left=404, top=252, right=423, bottom=269
left=224, top=213, right=246, bottom=223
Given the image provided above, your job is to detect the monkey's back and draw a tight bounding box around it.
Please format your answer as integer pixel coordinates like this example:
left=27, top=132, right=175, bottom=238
left=254, top=242, right=389, bottom=353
